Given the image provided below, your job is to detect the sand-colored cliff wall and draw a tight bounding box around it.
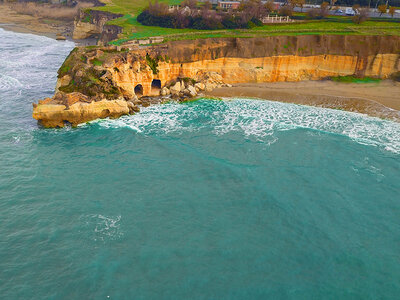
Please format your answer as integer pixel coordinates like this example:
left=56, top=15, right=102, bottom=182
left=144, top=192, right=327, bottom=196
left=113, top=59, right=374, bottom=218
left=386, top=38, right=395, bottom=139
left=111, top=54, right=400, bottom=97
left=108, top=35, right=400, bottom=97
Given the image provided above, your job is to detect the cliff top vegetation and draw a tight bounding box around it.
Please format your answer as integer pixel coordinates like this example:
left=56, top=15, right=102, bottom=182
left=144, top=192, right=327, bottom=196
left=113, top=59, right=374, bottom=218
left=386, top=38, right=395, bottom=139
left=88, top=0, right=400, bottom=45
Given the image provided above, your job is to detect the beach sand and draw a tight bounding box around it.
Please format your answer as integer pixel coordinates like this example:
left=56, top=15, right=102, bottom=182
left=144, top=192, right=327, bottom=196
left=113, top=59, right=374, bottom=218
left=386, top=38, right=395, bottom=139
left=206, top=80, right=400, bottom=121
left=0, top=4, right=71, bottom=39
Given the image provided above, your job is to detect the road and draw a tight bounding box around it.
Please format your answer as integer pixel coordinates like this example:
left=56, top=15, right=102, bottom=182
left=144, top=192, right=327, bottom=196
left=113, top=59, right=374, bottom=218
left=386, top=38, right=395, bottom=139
left=293, top=6, right=400, bottom=19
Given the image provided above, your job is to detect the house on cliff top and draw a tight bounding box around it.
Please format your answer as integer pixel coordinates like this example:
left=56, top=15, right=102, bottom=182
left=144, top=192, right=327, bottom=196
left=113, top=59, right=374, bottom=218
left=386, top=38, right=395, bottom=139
left=217, top=1, right=241, bottom=9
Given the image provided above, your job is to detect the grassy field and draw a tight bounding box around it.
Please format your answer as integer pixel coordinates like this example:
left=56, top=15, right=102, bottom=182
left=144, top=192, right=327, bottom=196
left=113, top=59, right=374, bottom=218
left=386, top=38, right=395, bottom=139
left=91, top=0, right=400, bottom=45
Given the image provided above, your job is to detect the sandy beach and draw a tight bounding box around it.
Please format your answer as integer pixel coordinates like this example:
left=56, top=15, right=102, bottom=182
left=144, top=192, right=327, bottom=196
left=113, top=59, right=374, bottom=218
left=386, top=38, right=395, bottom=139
left=0, top=4, right=71, bottom=39
left=206, top=80, right=400, bottom=121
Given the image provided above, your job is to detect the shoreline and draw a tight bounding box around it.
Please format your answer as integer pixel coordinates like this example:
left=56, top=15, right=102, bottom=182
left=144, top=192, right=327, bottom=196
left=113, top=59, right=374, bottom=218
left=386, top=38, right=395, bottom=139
left=205, top=80, right=400, bottom=122
left=0, top=4, right=72, bottom=39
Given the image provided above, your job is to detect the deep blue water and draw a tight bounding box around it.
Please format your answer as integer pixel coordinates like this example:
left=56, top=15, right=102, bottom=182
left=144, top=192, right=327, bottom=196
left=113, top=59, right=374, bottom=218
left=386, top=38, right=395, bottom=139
left=1, top=28, right=400, bottom=299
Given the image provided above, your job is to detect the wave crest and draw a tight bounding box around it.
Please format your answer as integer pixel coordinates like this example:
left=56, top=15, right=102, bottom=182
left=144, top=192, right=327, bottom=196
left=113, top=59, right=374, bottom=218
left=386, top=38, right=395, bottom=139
left=90, top=98, right=400, bottom=154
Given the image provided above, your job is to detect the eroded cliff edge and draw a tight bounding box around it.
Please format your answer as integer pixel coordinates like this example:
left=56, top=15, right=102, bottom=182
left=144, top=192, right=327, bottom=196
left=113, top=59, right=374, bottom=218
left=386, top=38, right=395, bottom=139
left=33, top=35, right=400, bottom=127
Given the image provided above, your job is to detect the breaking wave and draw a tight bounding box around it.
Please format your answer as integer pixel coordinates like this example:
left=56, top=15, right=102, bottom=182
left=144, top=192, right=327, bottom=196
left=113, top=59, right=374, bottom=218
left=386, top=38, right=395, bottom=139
left=90, top=98, right=400, bottom=154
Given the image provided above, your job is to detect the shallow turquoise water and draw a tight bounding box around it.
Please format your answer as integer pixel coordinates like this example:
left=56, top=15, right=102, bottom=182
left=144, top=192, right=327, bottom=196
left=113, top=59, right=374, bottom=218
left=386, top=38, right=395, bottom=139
left=1, top=29, right=400, bottom=299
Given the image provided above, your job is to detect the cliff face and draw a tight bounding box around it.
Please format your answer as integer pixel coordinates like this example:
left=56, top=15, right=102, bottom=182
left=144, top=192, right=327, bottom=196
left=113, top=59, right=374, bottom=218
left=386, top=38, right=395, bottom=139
left=98, top=35, right=400, bottom=96
left=33, top=35, right=400, bottom=127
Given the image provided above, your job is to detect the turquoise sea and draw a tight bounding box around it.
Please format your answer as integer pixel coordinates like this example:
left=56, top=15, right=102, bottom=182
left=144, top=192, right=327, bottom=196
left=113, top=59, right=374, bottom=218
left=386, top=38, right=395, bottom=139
left=1, top=28, right=400, bottom=299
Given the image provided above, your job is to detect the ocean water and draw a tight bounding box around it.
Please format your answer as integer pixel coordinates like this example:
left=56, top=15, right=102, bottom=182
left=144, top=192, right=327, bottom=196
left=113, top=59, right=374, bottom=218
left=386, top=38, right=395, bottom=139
left=1, top=28, right=400, bottom=299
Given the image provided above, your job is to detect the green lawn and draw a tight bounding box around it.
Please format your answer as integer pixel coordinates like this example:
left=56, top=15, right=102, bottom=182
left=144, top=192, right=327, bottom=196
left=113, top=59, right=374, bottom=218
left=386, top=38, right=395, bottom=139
left=91, top=0, right=400, bottom=45
left=93, top=0, right=181, bottom=15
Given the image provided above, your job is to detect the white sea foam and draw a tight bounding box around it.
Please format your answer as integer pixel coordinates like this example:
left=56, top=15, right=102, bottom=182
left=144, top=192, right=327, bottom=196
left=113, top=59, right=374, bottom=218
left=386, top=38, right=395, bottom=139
left=0, top=74, right=23, bottom=90
left=91, top=98, right=400, bottom=154
left=83, top=214, right=123, bottom=242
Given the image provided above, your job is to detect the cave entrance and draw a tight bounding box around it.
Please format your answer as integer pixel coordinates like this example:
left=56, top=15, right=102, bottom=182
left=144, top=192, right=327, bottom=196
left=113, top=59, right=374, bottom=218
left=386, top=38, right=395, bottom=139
left=134, top=84, right=143, bottom=97
left=151, top=79, right=162, bottom=92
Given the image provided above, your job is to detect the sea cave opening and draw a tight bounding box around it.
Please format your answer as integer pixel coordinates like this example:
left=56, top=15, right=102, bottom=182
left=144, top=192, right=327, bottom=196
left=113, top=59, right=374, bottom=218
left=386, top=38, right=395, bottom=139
left=134, top=84, right=143, bottom=97
left=151, top=79, right=162, bottom=92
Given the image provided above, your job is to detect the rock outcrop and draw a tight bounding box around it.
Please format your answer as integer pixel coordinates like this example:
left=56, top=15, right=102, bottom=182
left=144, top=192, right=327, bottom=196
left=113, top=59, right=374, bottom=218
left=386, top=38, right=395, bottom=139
left=73, top=9, right=122, bottom=43
left=33, top=35, right=400, bottom=127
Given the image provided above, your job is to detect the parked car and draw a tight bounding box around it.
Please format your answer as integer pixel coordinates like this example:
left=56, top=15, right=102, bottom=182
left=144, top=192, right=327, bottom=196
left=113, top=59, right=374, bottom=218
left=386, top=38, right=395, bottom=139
left=335, top=9, right=344, bottom=14
left=345, top=7, right=356, bottom=16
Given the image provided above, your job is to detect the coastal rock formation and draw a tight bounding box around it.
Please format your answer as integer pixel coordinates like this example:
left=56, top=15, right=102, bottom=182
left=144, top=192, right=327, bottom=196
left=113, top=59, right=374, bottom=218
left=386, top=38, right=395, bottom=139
left=73, top=9, right=122, bottom=43
left=33, top=98, right=130, bottom=128
left=33, top=35, right=400, bottom=127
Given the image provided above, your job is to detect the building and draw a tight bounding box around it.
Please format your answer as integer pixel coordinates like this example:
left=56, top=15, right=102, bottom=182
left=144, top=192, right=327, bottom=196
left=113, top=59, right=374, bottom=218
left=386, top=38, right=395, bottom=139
left=217, top=1, right=241, bottom=10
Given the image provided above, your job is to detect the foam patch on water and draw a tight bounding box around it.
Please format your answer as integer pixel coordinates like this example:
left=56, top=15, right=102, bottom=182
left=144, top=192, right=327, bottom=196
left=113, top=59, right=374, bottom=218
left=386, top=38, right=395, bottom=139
left=0, top=74, right=23, bottom=90
left=83, top=214, right=123, bottom=242
left=91, top=98, right=400, bottom=154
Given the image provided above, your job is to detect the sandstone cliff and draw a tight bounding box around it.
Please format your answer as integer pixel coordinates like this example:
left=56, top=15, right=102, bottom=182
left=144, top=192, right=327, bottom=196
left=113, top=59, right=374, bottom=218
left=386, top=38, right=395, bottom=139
left=33, top=35, right=400, bottom=127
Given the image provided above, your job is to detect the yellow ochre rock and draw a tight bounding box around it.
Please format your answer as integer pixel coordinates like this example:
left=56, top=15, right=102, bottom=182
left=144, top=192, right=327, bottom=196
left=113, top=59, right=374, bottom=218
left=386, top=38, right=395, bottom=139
left=33, top=99, right=129, bottom=128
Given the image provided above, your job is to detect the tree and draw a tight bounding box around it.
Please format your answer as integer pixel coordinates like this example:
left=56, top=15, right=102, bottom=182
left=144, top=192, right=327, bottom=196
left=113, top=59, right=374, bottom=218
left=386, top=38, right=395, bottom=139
left=319, top=2, right=329, bottom=17
left=181, top=0, right=197, bottom=9
left=148, top=0, right=168, bottom=16
left=202, top=0, right=212, bottom=10
left=330, top=0, right=337, bottom=9
left=240, top=0, right=269, bottom=21
left=278, top=5, right=293, bottom=17
left=289, top=0, right=305, bottom=11
left=265, top=0, right=275, bottom=13
left=378, top=4, right=387, bottom=16
left=352, top=7, right=369, bottom=24
left=389, top=6, right=396, bottom=17
left=320, top=1, right=329, bottom=10
left=307, top=8, right=319, bottom=18
left=298, top=0, right=305, bottom=12
left=352, top=4, right=360, bottom=13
